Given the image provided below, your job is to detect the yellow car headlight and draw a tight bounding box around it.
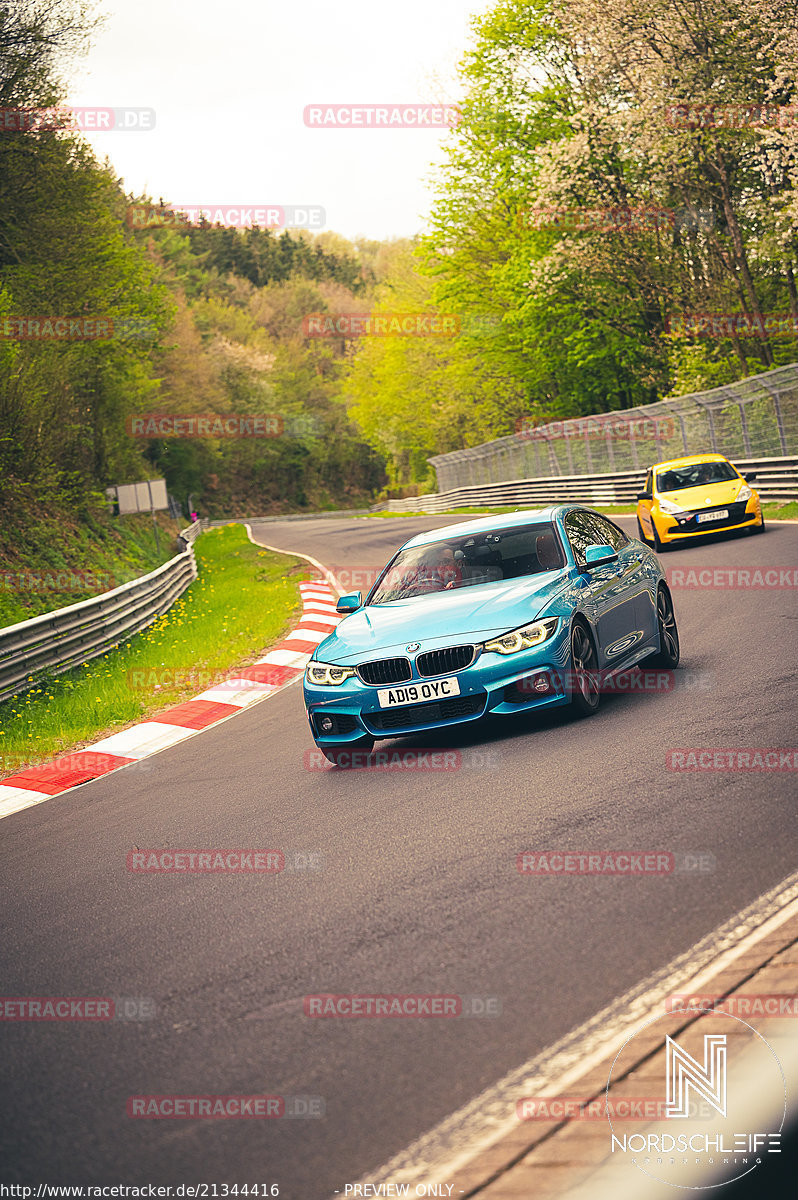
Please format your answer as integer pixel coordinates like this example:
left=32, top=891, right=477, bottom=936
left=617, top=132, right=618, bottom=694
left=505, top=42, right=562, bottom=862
left=737, top=484, right=753, bottom=502
left=483, top=617, right=559, bottom=655
left=305, top=661, right=355, bottom=687
left=657, top=497, right=685, bottom=515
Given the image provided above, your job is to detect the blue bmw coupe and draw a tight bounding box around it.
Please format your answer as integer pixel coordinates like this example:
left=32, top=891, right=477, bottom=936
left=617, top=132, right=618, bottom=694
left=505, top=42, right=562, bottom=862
left=303, top=506, right=679, bottom=764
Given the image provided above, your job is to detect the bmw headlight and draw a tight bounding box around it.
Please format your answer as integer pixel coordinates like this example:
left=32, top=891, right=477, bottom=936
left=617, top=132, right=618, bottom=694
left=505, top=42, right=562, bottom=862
left=657, top=497, right=686, bottom=515
left=305, top=661, right=355, bottom=686
left=483, top=617, right=559, bottom=655
left=737, top=484, right=753, bottom=502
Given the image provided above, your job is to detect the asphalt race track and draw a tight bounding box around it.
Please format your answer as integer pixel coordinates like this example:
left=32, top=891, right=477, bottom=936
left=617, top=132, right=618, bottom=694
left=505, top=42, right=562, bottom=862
left=1, top=514, right=797, bottom=1197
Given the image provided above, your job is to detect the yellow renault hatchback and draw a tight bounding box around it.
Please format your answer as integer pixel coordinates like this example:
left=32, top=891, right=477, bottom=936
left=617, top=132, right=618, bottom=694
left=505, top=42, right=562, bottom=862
left=636, top=454, right=763, bottom=550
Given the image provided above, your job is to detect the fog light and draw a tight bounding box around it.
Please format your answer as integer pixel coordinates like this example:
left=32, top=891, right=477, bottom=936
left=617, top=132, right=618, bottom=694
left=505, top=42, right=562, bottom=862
left=517, top=673, right=551, bottom=695
left=319, top=715, right=334, bottom=734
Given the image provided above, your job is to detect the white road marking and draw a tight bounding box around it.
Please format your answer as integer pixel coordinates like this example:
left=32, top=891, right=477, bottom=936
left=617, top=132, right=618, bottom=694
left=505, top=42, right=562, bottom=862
left=0, top=786, right=52, bottom=819
left=261, top=648, right=312, bottom=668
left=192, top=681, right=277, bottom=706
left=88, top=722, right=196, bottom=758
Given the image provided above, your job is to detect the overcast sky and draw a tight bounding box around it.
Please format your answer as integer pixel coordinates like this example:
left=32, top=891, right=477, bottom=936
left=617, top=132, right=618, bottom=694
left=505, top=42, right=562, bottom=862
left=67, top=0, right=492, bottom=242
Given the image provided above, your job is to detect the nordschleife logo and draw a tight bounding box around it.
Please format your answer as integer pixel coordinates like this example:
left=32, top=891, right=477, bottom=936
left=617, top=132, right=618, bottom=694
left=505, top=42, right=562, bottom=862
left=666, top=1033, right=727, bottom=1118
left=606, top=1010, right=785, bottom=1188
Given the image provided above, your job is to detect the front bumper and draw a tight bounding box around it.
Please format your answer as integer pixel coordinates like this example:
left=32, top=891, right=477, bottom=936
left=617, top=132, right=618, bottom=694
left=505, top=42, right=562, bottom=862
left=655, top=495, right=762, bottom=542
left=304, top=626, right=573, bottom=744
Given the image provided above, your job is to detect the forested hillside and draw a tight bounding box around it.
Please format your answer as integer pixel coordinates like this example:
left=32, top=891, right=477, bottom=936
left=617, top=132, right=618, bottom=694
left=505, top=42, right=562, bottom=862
left=3, top=0, right=798, bottom=519
left=345, top=0, right=798, bottom=485
left=0, top=2, right=386, bottom=534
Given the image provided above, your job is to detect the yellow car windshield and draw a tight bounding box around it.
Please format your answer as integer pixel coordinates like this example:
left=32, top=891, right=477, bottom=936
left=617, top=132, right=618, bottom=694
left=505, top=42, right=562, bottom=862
left=656, top=462, right=738, bottom=492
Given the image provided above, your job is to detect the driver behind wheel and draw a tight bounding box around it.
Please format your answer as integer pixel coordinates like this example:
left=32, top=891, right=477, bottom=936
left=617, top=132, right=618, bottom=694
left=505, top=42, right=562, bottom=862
left=411, top=545, right=463, bottom=591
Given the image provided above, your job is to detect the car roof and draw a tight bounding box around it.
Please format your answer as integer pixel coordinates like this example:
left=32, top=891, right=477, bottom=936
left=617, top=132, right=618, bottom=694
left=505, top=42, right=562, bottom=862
left=651, top=453, right=731, bottom=470
left=400, top=506, right=565, bottom=549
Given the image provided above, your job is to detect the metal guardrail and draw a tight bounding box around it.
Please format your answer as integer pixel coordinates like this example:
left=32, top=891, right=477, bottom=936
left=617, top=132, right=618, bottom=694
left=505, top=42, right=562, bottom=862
left=429, top=363, right=798, bottom=491
left=0, top=546, right=198, bottom=704
left=177, top=518, right=204, bottom=549
left=372, top=456, right=798, bottom=514
left=179, top=518, right=203, bottom=543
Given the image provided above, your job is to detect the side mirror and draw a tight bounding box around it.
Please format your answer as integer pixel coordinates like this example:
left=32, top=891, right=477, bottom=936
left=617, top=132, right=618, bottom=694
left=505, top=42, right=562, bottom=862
left=637, top=491, right=652, bottom=501
left=336, top=591, right=362, bottom=614
left=743, top=472, right=756, bottom=482
left=582, top=543, right=618, bottom=570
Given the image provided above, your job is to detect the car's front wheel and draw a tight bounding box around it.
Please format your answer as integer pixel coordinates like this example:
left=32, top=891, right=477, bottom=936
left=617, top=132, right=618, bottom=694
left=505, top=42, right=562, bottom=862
left=636, top=516, right=653, bottom=546
left=651, top=518, right=668, bottom=553
left=569, top=621, right=600, bottom=716
left=317, top=736, right=375, bottom=766
left=648, top=586, right=680, bottom=668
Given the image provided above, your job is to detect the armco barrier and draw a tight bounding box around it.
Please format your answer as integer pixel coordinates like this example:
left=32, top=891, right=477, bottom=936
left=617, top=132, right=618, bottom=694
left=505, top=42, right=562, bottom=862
left=0, top=546, right=197, bottom=704
left=372, top=456, right=798, bottom=513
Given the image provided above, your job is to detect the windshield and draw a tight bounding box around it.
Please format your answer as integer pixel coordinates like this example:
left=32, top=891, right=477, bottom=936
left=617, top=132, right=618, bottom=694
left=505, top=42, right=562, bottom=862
left=655, top=461, right=739, bottom=492
left=369, top=522, right=565, bottom=604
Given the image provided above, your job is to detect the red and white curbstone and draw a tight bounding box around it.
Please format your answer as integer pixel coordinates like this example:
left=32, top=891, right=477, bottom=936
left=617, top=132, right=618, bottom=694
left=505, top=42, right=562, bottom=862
left=0, top=580, right=339, bottom=820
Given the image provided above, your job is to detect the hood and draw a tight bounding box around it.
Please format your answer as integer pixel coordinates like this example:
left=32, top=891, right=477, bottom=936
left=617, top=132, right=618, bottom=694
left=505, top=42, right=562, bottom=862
left=315, top=571, right=568, bottom=665
left=659, top=479, right=747, bottom=509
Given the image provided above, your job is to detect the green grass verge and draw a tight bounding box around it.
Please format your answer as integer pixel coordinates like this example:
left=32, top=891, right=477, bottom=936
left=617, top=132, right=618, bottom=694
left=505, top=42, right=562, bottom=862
left=0, top=524, right=307, bottom=775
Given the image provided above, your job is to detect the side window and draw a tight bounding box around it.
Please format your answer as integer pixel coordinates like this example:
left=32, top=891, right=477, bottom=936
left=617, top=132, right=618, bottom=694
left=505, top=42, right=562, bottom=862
left=589, top=513, right=629, bottom=550
left=564, top=511, right=594, bottom=564
left=644, top=469, right=653, bottom=493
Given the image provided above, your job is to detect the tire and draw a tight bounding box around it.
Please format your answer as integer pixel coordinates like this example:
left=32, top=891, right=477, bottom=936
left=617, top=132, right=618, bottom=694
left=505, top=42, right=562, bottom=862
left=636, top=517, right=653, bottom=547
left=754, top=516, right=766, bottom=534
left=318, top=736, right=375, bottom=766
left=648, top=586, right=680, bottom=668
left=569, top=621, right=601, bottom=716
left=651, top=519, right=669, bottom=554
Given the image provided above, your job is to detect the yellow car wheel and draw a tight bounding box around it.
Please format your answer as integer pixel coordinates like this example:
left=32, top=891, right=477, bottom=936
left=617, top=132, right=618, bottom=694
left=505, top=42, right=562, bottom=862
left=650, top=517, right=668, bottom=553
